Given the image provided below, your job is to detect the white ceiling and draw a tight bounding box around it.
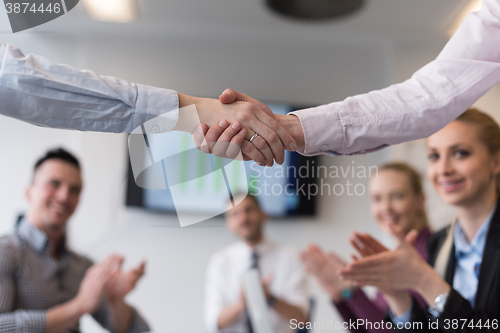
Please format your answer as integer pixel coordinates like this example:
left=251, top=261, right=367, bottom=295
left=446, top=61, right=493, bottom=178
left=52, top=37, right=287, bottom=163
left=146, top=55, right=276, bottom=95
left=40, top=0, right=470, bottom=42
left=138, top=0, right=465, bottom=33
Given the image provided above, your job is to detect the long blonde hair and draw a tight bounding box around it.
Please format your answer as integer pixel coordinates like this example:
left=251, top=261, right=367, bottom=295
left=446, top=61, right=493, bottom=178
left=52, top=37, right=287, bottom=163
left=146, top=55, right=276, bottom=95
left=377, top=162, right=430, bottom=230
left=456, top=108, right=500, bottom=193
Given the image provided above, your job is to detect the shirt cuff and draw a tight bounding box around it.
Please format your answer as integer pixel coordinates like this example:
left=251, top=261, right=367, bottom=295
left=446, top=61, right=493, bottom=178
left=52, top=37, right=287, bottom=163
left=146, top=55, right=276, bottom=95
left=388, top=305, right=412, bottom=325
left=127, top=307, right=151, bottom=333
left=289, top=104, right=344, bottom=156
left=428, top=307, right=441, bottom=318
left=289, top=104, right=389, bottom=157
left=16, top=310, right=46, bottom=333
left=133, top=84, right=179, bottom=133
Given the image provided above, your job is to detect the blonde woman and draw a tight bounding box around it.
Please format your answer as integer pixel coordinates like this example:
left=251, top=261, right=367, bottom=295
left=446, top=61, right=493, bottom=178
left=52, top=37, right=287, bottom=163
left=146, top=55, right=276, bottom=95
left=341, top=109, right=500, bottom=332
left=301, top=163, right=430, bottom=332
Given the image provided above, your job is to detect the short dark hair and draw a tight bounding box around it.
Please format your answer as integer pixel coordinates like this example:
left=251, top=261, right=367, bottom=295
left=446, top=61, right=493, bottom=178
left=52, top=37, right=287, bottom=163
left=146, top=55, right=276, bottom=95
left=230, top=192, right=261, bottom=210
left=34, top=148, right=80, bottom=172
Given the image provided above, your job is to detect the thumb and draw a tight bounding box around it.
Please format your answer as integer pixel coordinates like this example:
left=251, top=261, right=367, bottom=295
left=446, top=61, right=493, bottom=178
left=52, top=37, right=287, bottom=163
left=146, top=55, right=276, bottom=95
left=404, top=229, right=419, bottom=246
left=219, top=89, right=238, bottom=104
left=220, top=89, right=274, bottom=118
left=135, top=261, right=146, bottom=277
left=108, top=256, right=123, bottom=277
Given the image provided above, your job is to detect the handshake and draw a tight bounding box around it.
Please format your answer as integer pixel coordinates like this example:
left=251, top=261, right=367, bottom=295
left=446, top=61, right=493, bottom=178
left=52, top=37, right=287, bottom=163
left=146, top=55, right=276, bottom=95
left=176, top=89, right=305, bottom=167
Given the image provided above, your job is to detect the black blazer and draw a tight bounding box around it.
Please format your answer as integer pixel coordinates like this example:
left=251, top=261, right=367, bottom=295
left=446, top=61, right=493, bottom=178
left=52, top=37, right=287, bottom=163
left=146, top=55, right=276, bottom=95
left=408, top=203, right=500, bottom=332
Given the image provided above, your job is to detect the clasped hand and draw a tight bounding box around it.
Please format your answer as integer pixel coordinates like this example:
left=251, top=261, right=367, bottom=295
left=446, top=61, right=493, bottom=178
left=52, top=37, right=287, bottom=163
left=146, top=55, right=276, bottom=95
left=182, top=89, right=305, bottom=167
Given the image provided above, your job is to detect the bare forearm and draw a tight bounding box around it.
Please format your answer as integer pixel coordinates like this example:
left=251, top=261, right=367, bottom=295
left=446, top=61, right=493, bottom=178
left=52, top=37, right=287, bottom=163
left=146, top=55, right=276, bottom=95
left=330, top=289, right=344, bottom=304
left=271, top=298, right=307, bottom=323
left=217, top=300, right=245, bottom=330
left=177, top=93, right=226, bottom=131
left=174, top=93, right=203, bottom=133
left=46, top=299, right=85, bottom=333
left=275, top=114, right=305, bottom=151
left=178, top=93, right=199, bottom=109
left=109, top=300, right=133, bottom=333
left=383, top=291, right=413, bottom=317
left=415, top=265, right=451, bottom=306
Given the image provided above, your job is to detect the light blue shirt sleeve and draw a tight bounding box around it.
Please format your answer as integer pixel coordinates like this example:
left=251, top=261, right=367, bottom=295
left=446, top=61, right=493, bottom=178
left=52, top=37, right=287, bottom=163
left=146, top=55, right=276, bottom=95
left=389, top=304, right=412, bottom=325
left=0, top=39, right=179, bottom=133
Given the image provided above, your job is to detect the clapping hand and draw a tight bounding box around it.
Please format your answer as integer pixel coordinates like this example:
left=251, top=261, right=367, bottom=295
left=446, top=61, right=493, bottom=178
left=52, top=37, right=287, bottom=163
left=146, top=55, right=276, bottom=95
left=300, top=244, right=351, bottom=302
left=349, top=232, right=390, bottom=261
left=339, top=230, right=428, bottom=292
left=343, top=231, right=451, bottom=315
left=75, top=254, right=122, bottom=314
left=107, top=258, right=146, bottom=303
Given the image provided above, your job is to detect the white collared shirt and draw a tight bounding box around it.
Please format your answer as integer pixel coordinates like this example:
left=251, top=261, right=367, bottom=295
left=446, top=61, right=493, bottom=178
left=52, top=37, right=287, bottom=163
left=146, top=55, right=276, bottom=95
left=204, top=239, right=309, bottom=333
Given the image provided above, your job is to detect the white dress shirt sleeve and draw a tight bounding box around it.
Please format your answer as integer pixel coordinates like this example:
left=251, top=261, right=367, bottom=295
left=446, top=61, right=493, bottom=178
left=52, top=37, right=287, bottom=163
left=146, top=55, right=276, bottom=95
left=290, top=0, right=500, bottom=156
left=0, top=39, right=179, bottom=133
left=279, top=249, right=310, bottom=316
left=204, top=254, right=228, bottom=333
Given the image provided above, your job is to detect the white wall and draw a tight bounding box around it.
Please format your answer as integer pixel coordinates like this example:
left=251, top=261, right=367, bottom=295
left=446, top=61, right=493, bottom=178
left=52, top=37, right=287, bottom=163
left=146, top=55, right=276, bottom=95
left=2, top=18, right=500, bottom=333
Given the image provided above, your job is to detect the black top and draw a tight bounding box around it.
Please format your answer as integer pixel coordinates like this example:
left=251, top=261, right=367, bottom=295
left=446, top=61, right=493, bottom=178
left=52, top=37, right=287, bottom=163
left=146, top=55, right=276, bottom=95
left=406, top=202, right=500, bottom=332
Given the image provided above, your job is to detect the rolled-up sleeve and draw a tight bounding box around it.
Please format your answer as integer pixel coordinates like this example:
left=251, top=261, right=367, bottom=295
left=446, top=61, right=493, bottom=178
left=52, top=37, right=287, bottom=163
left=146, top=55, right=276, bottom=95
left=127, top=308, right=151, bottom=333
left=290, top=0, right=500, bottom=156
left=0, top=39, right=179, bottom=133
left=0, top=311, right=47, bottom=333
left=91, top=296, right=150, bottom=333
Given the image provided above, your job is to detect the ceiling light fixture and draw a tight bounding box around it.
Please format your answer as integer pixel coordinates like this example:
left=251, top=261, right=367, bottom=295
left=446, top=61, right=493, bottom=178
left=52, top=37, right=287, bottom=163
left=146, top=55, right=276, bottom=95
left=82, top=0, right=138, bottom=23
left=266, top=0, right=365, bottom=21
left=447, top=0, right=482, bottom=37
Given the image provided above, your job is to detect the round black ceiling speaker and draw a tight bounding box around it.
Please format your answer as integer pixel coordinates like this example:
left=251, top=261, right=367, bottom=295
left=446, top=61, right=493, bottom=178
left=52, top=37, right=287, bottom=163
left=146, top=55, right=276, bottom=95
left=266, top=0, right=365, bottom=21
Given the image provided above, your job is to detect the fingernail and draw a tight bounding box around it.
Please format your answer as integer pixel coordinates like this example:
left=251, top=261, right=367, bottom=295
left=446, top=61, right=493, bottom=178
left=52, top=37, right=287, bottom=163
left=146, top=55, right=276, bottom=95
left=219, top=120, right=229, bottom=128
left=289, top=143, right=297, bottom=151
left=239, top=129, right=246, bottom=135
left=199, top=125, right=204, bottom=133
left=232, top=122, right=241, bottom=130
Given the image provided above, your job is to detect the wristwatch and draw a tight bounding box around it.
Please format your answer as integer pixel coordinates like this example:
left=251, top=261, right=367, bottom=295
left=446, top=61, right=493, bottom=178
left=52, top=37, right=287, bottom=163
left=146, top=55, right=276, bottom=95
left=431, top=292, right=449, bottom=314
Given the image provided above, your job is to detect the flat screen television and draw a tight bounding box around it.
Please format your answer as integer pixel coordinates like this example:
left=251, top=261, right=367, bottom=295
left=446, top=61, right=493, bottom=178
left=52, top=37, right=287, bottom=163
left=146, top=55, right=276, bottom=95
left=126, top=103, right=318, bottom=219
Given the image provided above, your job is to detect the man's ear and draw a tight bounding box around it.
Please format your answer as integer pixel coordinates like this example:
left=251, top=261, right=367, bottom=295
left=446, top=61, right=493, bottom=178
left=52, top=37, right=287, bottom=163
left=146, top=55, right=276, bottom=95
left=261, top=212, right=269, bottom=224
left=25, top=187, right=31, bottom=202
left=493, top=152, right=500, bottom=175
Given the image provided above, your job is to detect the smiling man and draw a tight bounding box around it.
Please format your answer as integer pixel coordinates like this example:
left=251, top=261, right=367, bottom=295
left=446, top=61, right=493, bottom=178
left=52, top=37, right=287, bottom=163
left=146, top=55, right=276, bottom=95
left=0, top=148, right=150, bottom=333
